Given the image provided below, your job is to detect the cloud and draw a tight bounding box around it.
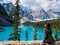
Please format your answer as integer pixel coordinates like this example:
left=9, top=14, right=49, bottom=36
left=1, top=0, right=60, bottom=11
left=3, top=0, right=16, bottom=4
left=21, top=0, right=57, bottom=11
left=51, top=1, right=60, bottom=12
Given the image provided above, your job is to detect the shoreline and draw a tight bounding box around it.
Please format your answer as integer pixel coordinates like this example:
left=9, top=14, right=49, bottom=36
left=0, top=40, right=60, bottom=45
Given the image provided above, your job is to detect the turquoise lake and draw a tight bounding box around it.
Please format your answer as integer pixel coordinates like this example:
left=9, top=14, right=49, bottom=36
left=0, top=24, right=60, bottom=41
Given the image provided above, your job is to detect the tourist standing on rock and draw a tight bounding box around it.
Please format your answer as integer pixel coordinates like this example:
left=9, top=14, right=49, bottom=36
left=43, top=23, right=54, bottom=44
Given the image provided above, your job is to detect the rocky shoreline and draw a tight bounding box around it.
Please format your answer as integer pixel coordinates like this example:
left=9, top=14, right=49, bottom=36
left=0, top=40, right=60, bottom=45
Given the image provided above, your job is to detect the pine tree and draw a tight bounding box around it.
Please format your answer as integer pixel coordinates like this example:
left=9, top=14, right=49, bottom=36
left=54, top=26, right=58, bottom=40
left=33, top=26, right=37, bottom=40
left=9, top=0, right=20, bottom=41
left=26, top=30, right=28, bottom=41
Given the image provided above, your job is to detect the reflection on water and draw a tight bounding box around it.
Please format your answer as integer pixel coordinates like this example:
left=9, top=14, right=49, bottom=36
left=0, top=24, right=60, bottom=41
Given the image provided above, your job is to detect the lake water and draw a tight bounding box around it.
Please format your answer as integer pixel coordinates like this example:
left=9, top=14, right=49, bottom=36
left=0, top=24, right=60, bottom=41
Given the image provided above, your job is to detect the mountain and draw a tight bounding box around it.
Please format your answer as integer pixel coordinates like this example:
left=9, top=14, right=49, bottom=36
left=31, top=8, right=50, bottom=20
left=2, top=3, right=15, bottom=18
left=0, top=4, right=13, bottom=26
left=31, top=8, right=60, bottom=20
left=20, top=6, right=32, bottom=17
left=47, top=9, right=60, bottom=19
left=2, top=3, right=32, bottom=18
left=0, top=3, right=32, bottom=26
left=1, top=3, right=60, bottom=25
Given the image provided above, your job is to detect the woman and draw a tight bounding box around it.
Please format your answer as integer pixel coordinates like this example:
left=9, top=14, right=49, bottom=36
left=43, top=23, right=54, bottom=44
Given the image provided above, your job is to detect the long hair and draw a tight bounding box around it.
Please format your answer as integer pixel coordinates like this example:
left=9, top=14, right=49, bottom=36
left=44, top=23, right=51, bottom=30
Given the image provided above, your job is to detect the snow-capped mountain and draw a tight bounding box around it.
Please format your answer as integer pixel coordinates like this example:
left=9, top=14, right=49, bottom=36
left=31, top=8, right=50, bottom=20
left=2, top=3, right=15, bottom=16
left=0, top=4, right=13, bottom=26
left=31, top=8, right=60, bottom=20
left=0, top=3, right=60, bottom=23
left=1, top=3, right=32, bottom=19
left=47, top=9, right=60, bottom=19
left=20, top=6, right=32, bottom=17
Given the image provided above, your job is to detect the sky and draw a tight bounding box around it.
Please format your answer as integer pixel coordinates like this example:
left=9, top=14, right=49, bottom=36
left=0, top=0, right=60, bottom=11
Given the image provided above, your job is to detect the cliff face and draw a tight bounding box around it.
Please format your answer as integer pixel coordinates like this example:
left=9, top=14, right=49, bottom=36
left=0, top=4, right=13, bottom=26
